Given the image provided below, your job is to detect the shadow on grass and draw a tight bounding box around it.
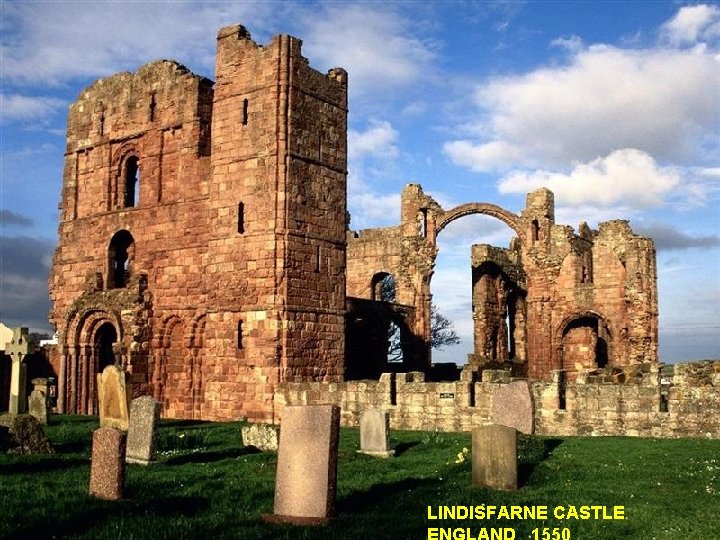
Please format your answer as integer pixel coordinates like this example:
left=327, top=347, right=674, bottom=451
left=159, top=419, right=214, bottom=429
left=165, top=446, right=258, bottom=465
left=393, top=440, right=420, bottom=456
left=518, top=437, right=563, bottom=487
left=5, top=495, right=210, bottom=540
left=337, top=477, right=434, bottom=515
left=0, top=456, right=89, bottom=475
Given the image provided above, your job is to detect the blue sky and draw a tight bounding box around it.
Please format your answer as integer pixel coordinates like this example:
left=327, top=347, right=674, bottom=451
left=1, top=1, right=718, bottom=363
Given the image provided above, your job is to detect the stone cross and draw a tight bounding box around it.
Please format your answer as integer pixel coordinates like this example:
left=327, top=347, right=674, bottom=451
left=89, top=427, right=127, bottom=500
left=472, top=424, right=519, bottom=491
left=359, top=409, right=394, bottom=457
left=126, top=396, right=160, bottom=465
left=266, top=405, right=340, bottom=525
left=7, top=327, right=30, bottom=414
left=97, top=365, right=131, bottom=430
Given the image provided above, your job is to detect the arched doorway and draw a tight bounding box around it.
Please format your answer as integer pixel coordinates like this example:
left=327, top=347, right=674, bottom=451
left=560, top=314, right=611, bottom=380
left=91, top=322, right=117, bottom=413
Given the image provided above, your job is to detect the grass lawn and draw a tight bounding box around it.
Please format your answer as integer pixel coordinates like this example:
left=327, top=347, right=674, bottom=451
left=1, top=415, right=718, bottom=539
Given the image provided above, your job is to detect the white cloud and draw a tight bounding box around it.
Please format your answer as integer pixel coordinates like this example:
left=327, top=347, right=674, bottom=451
left=660, top=4, right=720, bottom=46
left=1, top=1, right=270, bottom=85
left=348, top=120, right=399, bottom=161
left=444, top=4, right=720, bottom=176
left=444, top=140, right=527, bottom=172
left=1, top=94, right=65, bottom=122
left=498, top=148, right=680, bottom=208
left=300, top=4, right=436, bottom=97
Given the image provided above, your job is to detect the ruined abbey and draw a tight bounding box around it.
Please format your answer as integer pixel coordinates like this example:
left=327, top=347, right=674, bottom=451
left=50, top=24, right=717, bottom=438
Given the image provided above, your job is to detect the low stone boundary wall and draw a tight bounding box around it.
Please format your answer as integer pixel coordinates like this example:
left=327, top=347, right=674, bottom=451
left=276, top=363, right=720, bottom=439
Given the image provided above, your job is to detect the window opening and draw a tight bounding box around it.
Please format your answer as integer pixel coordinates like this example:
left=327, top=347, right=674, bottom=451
left=372, top=273, right=396, bottom=302
left=237, top=202, right=245, bottom=234
left=241, top=98, right=249, bottom=125
left=108, top=230, right=134, bottom=289
left=123, top=156, right=140, bottom=208
left=531, top=219, right=539, bottom=243
left=237, top=320, right=244, bottom=349
left=149, top=93, right=156, bottom=122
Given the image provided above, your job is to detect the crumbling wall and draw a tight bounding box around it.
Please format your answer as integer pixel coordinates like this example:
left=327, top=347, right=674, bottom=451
left=277, top=361, right=720, bottom=438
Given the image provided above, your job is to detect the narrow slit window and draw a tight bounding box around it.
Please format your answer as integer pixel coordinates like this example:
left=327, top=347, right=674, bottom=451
left=149, top=93, right=156, bottom=122
left=241, top=98, right=249, bottom=125
left=237, top=202, right=245, bottom=234
left=123, top=156, right=140, bottom=208
left=237, top=320, right=244, bottom=349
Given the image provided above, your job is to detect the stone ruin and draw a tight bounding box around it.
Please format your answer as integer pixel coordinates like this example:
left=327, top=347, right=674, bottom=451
left=47, top=23, right=718, bottom=438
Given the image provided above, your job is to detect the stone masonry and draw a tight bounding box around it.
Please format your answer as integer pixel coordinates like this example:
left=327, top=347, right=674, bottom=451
left=50, top=25, right=348, bottom=422
left=49, top=23, right=667, bottom=429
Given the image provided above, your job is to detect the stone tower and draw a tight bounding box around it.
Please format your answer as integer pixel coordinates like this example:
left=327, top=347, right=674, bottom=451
left=49, top=25, right=348, bottom=422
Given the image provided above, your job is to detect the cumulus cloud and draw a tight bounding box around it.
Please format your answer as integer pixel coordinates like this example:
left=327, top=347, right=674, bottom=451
left=300, top=4, right=436, bottom=98
left=348, top=120, right=399, bottom=161
left=0, top=1, right=271, bottom=85
left=0, top=94, right=66, bottom=122
left=498, top=149, right=679, bottom=207
left=660, top=4, right=720, bottom=46
left=445, top=46, right=720, bottom=171
left=443, top=3, right=720, bottom=183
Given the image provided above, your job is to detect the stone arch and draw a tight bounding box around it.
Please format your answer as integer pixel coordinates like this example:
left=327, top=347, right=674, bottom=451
left=371, top=272, right=397, bottom=302
left=555, top=311, right=613, bottom=380
left=63, top=308, right=123, bottom=414
left=155, top=314, right=198, bottom=419
left=436, top=203, right=525, bottom=244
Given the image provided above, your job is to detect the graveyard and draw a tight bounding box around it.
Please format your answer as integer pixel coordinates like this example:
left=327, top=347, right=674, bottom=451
left=1, top=414, right=719, bottom=539
left=1, top=17, right=719, bottom=540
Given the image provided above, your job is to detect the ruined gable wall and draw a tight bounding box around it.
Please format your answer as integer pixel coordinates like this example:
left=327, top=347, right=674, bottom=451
left=50, top=61, right=214, bottom=415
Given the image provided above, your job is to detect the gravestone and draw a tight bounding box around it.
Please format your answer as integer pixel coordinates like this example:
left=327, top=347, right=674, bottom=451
left=7, top=327, right=30, bottom=414
left=266, top=405, right=340, bottom=524
left=491, top=380, right=535, bottom=434
left=98, top=365, right=131, bottom=430
left=241, top=423, right=279, bottom=451
left=472, top=424, right=518, bottom=491
left=8, top=414, right=53, bottom=454
left=126, top=396, right=160, bottom=465
left=28, top=390, right=48, bottom=424
left=359, top=409, right=394, bottom=457
left=89, top=427, right=127, bottom=500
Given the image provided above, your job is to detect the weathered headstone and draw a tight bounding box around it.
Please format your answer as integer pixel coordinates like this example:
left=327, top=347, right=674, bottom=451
left=89, top=427, right=127, bottom=500
left=97, top=365, right=131, bottom=430
left=126, top=396, right=160, bottom=465
left=28, top=390, right=48, bottom=424
left=472, top=424, right=518, bottom=491
left=8, top=414, right=53, bottom=454
left=241, top=423, right=279, bottom=451
left=266, top=405, right=340, bottom=524
left=359, top=409, right=394, bottom=457
left=491, top=380, right=535, bottom=434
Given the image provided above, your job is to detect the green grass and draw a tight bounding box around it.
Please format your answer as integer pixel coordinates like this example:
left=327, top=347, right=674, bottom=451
left=1, top=416, right=718, bottom=539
